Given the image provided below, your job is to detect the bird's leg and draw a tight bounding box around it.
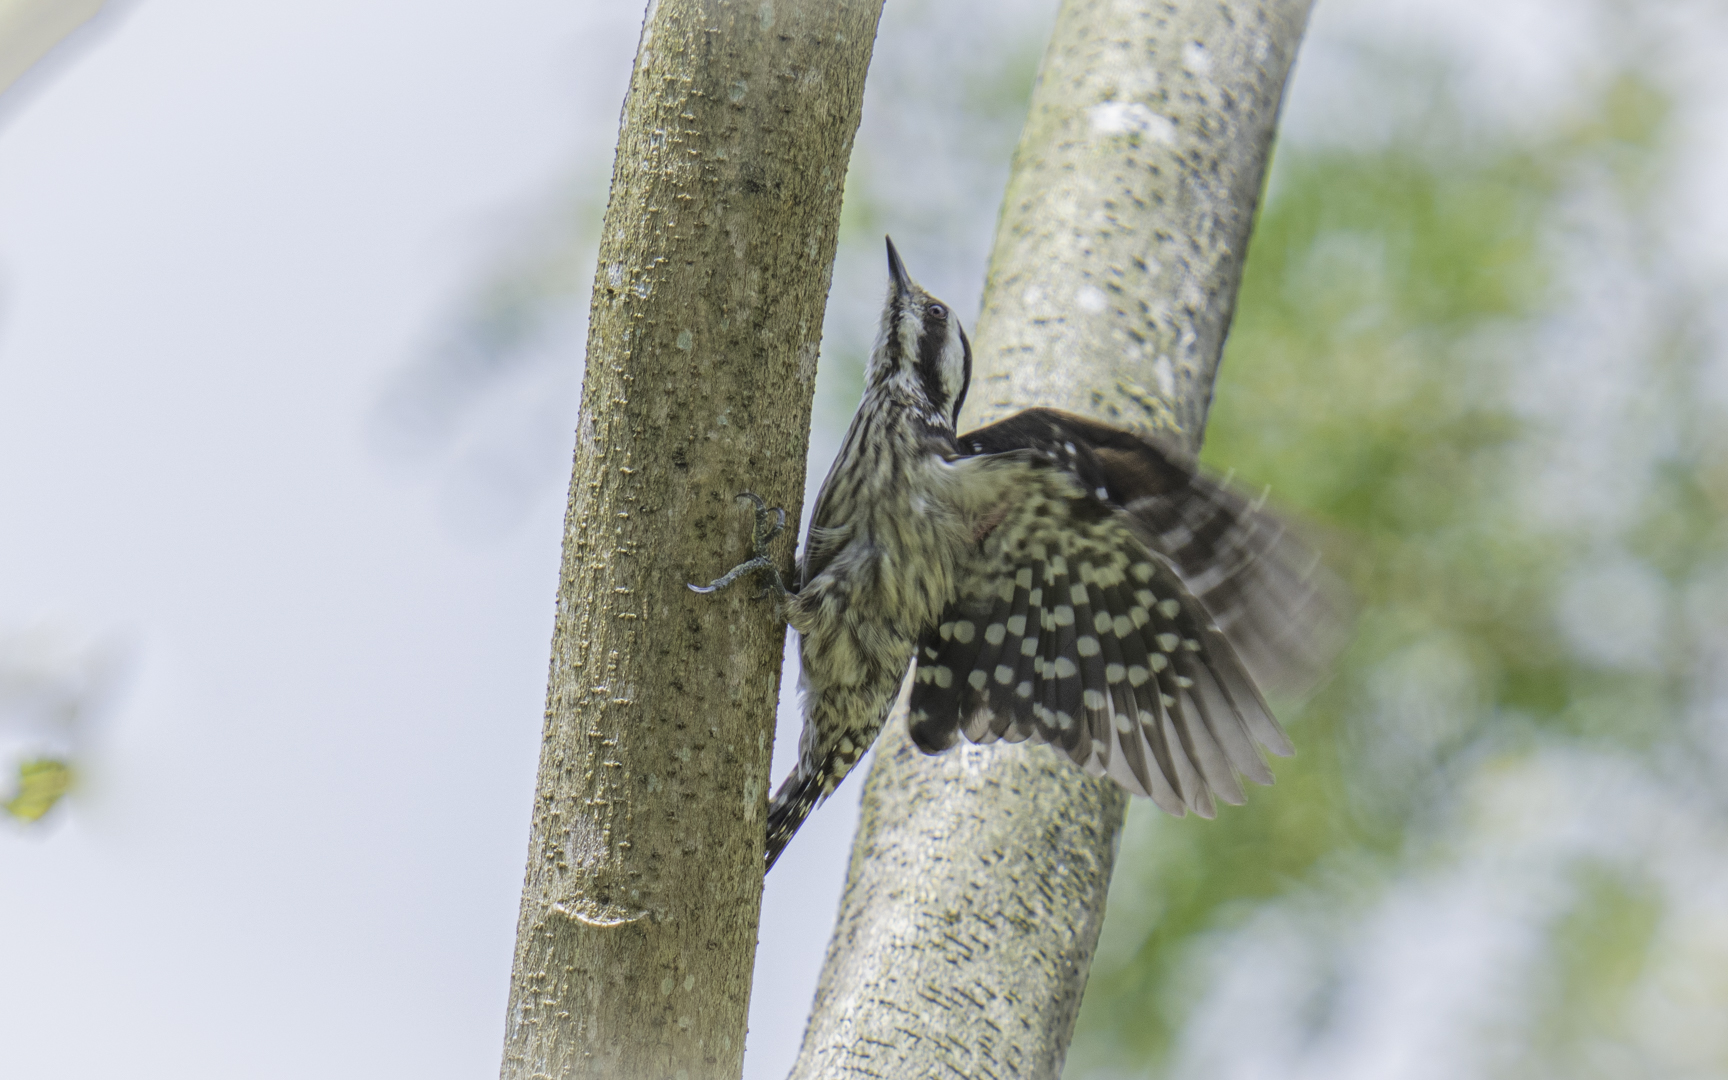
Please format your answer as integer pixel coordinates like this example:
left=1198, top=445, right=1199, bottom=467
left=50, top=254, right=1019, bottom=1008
left=689, top=492, right=794, bottom=602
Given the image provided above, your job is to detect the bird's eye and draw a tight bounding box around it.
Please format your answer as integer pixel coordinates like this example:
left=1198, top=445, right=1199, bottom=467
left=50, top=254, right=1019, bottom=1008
left=927, top=303, right=948, bottom=320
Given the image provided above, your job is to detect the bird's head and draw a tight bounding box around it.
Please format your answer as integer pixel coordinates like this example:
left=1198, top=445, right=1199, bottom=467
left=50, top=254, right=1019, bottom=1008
left=870, top=236, right=972, bottom=429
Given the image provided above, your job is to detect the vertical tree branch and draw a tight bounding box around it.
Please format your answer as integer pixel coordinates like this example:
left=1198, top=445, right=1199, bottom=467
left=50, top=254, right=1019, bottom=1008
left=788, top=2, right=1313, bottom=1077
left=0, top=0, right=108, bottom=98
left=499, top=4, right=884, bottom=1079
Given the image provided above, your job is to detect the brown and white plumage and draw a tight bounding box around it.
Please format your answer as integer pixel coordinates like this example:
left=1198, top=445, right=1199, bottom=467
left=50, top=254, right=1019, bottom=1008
left=905, top=409, right=1340, bottom=819
left=694, top=239, right=1343, bottom=869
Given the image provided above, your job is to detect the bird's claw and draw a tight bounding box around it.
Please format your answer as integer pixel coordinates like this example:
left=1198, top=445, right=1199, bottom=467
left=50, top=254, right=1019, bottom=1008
left=688, top=492, right=791, bottom=601
left=737, top=492, right=786, bottom=550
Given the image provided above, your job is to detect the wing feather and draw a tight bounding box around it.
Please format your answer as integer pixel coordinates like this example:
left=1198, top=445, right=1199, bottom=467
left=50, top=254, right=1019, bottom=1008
left=910, top=407, right=1347, bottom=818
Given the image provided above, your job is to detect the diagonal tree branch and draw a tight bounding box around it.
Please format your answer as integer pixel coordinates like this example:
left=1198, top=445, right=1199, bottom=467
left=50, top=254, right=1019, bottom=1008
left=788, top=2, right=1314, bottom=1076
left=498, top=3, right=884, bottom=1078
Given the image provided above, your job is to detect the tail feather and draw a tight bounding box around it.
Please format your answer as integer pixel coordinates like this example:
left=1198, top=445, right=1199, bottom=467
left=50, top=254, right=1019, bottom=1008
left=764, top=768, right=826, bottom=872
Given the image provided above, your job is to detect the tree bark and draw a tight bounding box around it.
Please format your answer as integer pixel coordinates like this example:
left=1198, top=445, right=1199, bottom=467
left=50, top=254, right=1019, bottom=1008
left=498, top=4, right=884, bottom=1079
left=0, top=0, right=108, bottom=98
left=787, top=2, right=1313, bottom=1077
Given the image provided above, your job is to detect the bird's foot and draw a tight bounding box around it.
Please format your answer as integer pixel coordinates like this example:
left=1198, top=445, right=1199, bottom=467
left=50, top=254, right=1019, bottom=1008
left=689, top=492, right=792, bottom=601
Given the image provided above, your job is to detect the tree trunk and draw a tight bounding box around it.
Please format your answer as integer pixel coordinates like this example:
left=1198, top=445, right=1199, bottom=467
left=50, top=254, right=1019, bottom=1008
left=787, top=2, right=1313, bottom=1076
left=498, top=4, right=884, bottom=1079
left=0, top=0, right=108, bottom=97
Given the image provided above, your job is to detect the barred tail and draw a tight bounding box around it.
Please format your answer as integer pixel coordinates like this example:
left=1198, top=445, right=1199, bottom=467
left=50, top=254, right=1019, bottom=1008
left=764, top=663, right=914, bottom=871
left=764, top=767, right=827, bottom=872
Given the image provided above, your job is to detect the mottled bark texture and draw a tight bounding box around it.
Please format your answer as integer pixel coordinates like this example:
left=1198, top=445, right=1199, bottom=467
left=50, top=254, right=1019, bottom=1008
left=498, top=4, right=884, bottom=1079
left=788, top=2, right=1313, bottom=1077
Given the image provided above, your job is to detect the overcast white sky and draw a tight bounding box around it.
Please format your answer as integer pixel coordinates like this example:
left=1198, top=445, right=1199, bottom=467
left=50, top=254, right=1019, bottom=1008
left=0, top=1, right=625, bottom=1075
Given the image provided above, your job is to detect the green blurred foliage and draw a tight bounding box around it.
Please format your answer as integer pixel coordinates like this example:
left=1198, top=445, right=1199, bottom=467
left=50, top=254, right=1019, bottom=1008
left=1538, top=860, right=1663, bottom=1053
left=4, top=757, right=72, bottom=822
left=1067, top=67, right=1727, bottom=1075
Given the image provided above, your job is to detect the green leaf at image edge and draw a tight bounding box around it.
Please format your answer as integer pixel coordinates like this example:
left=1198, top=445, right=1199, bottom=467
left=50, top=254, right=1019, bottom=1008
left=5, top=759, right=73, bottom=823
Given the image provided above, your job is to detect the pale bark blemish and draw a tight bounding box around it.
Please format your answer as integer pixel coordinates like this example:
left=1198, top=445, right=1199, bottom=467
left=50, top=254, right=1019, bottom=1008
left=958, top=743, right=994, bottom=777
left=676, top=330, right=694, bottom=351
left=798, top=341, right=819, bottom=385
left=1087, top=100, right=1176, bottom=144
left=743, top=775, right=764, bottom=823
left=550, top=898, right=650, bottom=928
left=1153, top=354, right=1175, bottom=398
left=1075, top=285, right=1107, bottom=313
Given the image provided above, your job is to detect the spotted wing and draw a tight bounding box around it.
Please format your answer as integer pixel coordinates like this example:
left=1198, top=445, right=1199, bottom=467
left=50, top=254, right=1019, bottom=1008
left=906, top=408, right=1342, bottom=817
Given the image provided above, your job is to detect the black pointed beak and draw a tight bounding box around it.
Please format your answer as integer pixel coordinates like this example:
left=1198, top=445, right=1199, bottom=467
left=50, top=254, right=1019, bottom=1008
left=885, top=236, right=912, bottom=293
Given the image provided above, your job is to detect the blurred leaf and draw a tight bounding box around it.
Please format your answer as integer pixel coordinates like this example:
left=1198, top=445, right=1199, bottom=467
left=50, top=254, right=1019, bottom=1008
left=1543, top=860, right=1662, bottom=1044
left=5, top=757, right=71, bottom=822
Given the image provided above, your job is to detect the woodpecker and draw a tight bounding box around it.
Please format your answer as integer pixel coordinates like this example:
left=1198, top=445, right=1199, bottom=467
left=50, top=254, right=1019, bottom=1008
left=693, top=238, right=1341, bottom=871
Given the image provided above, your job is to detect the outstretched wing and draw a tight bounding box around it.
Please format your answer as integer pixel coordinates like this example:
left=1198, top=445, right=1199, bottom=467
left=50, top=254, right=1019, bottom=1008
left=906, top=408, right=1344, bottom=817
